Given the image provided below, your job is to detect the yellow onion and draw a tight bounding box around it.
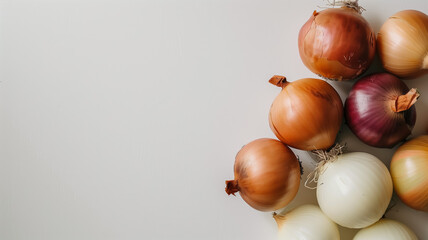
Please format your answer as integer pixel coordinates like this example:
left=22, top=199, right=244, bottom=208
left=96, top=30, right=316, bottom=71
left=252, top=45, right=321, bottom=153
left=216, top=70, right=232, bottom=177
left=225, top=138, right=301, bottom=211
left=298, top=3, right=376, bottom=81
left=377, top=10, right=428, bottom=78
left=273, top=204, right=340, bottom=240
left=269, top=75, right=343, bottom=150
left=390, top=135, right=428, bottom=211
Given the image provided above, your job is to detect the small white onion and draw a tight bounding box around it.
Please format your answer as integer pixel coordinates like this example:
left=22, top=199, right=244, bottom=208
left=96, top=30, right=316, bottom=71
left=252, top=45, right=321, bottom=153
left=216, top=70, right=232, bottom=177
left=316, top=152, right=393, bottom=228
left=274, top=204, right=340, bottom=240
left=353, top=218, right=418, bottom=240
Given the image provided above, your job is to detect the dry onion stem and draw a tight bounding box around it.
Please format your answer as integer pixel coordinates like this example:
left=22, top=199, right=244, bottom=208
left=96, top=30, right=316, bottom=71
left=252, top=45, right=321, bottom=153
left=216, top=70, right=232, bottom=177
left=305, top=144, right=345, bottom=189
left=390, top=88, right=420, bottom=113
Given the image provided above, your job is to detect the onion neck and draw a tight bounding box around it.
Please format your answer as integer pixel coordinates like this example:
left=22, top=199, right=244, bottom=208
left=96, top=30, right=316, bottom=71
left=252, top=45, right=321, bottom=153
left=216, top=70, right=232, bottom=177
left=390, top=88, right=420, bottom=113
left=269, top=75, right=289, bottom=88
left=225, top=180, right=239, bottom=195
left=273, top=212, right=286, bottom=228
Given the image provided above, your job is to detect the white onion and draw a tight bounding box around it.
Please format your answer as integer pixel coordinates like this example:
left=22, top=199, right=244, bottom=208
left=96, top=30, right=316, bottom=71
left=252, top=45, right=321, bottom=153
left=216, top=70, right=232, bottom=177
left=353, top=218, right=418, bottom=240
left=316, top=152, right=393, bottom=228
left=274, top=204, right=340, bottom=240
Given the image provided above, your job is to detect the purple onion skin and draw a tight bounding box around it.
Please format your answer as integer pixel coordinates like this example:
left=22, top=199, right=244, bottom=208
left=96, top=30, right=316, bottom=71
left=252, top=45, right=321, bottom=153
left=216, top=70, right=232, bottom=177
left=345, top=73, right=416, bottom=148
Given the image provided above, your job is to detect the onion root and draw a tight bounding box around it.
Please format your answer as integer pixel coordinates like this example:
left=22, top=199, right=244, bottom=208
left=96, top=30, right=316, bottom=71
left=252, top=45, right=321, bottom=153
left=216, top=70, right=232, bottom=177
left=325, top=0, right=364, bottom=14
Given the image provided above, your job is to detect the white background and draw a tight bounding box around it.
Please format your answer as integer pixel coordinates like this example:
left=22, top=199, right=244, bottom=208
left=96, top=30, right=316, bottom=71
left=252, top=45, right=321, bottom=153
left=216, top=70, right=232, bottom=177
left=1, top=0, right=428, bottom=239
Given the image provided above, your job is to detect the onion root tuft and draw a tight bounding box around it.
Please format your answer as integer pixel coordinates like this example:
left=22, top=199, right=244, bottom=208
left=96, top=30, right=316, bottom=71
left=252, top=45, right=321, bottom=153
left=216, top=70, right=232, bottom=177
left=305, top=144, right=345, bottom=189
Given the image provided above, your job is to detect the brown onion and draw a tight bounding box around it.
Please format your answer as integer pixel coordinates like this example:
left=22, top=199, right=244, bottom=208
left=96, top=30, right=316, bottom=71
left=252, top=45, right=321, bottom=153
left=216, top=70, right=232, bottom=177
left=225, top=138, right=301, bottom=211
left=298, top=4, right=376, bottom=81
left=269, top=75, right=343, bottom=150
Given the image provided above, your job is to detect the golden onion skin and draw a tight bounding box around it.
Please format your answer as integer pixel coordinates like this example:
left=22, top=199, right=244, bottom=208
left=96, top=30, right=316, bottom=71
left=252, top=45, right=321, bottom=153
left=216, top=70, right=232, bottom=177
left=390, top=135, right=428, bottom=211
left=225, top=138, right=301, bottom=211
left=298, top=8, right=376, bottom=81
left=378, top=10, right=428, bottom=78
left=269, top=76, right=343, bottom=150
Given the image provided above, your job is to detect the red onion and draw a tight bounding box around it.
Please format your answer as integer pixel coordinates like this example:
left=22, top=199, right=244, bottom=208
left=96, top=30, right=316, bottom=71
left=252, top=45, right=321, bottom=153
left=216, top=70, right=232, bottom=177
left=344, top=73, right=419, bottom=148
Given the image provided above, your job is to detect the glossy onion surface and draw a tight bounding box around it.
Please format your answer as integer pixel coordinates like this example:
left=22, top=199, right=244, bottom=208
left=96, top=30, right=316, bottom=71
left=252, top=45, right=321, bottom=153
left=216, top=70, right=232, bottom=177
left=345, top=73, right=417, bottom=148
left=378, top=10, right=428, bottom=78
left=225, top=138, right=301, bottom=211
left=274, top=204, right=340, bottom=240
left=298, top=7, right=376, bottom=81
left=354, top=218, right=418, bottom=240
left=390, top=135, right=428, bottom=211
left=316, top=152, right=393, bottom=228
left=269, top=76, right=343, bottom=150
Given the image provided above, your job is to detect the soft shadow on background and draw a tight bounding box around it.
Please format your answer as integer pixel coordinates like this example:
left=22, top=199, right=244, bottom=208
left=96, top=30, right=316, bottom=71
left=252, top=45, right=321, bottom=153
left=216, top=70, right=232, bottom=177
left=1, top=0, right=427, bottom=239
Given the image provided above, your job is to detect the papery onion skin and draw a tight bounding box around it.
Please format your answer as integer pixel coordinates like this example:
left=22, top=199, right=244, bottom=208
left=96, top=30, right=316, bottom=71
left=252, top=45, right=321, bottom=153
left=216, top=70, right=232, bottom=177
left=274, top=204, right=340, bottom=240
left=390, top=135, right=428, bottom=211
left=225, top=138, right=301, bottom=211
left=377, top=10, right=428, bottom=78
left=353, top=218, right=418, bottom=240
left=345, top=73, right=418, bottom=148
left=298, top=7, right=376, bottom=81
left=316, top=152, right=393, bottom=229
left=269, top=76, right=343, bottom=150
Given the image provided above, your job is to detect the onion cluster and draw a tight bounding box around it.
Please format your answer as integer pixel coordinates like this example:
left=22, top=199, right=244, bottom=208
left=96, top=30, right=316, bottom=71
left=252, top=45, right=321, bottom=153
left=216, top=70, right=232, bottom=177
left=225, top=2, right=427, bottom=239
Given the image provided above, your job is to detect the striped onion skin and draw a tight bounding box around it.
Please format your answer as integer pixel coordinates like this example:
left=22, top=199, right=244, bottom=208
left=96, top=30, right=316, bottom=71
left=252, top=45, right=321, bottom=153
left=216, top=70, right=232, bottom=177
left=274, top=204, right=340, bottom=240
left=377, top=10, right=428, bottom=78
left=353, top=218, right=418, bottom=240
left=391, top=135, right=428, bottom=211
left=316, top=152, right=393, bottom=228
left=225, top=138, right=301, bottom=211
left=344, top=73, right=417, bottom=148
left=298, top=7, right=376, bottom=81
